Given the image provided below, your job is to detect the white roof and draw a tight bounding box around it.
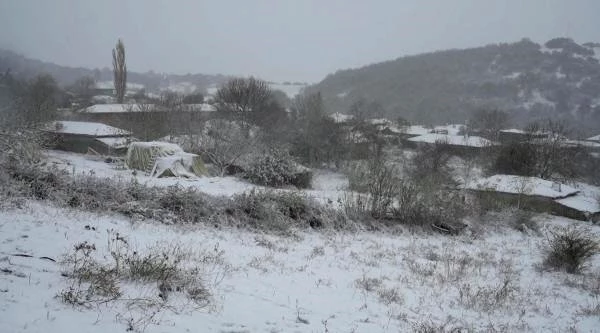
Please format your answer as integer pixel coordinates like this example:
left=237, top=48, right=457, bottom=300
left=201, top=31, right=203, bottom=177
left=556, top=195, right=600, bottom=214
left=330, top=112, right=354, bottom=123
left=183, top=103, right=217, bottom=112
left=433, top=124, right=464, bottom=136
left=46, top=121, right=130, bottom=137
left=82, top=104, right=145, bottom=113
left=367, top=118, right=393, bottom=126
left=466, top=174, right=579, bottom=199
left=586, top=134, right=600, bottom=142
left=129, top=141, right=184, bottom=153
left=96, top=137, right=132, bottom=148
left=500, top=128, right=526, bottom=134
left=408, top=134, right=493, bottom=147
left=94, top=81, right=144, bottom=90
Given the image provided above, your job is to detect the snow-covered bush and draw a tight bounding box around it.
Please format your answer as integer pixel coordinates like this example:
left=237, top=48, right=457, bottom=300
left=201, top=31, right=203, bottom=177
left=543, top=227, right=599, bottom=274
left=230, top=189, right=347, bottom=233
left=245, top=148, right=311, bottom=188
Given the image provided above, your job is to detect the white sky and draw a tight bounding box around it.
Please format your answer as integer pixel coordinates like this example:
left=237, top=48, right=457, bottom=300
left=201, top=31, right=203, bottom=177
left=0, top=0, right=599, bottom=82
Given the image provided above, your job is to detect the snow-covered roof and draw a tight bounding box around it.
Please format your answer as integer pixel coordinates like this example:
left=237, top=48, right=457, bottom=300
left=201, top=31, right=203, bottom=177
left=182, top=103, right=217, bottom=112
left=45, top=121, right=130, bottom=137
left=367, top=118, right=393, bottom=126
left=408, top=134, right=493, bottom=147
left=586, top=134, right=600, bottom=142
left=330, top=112, right=354, bottom=123
left=433, top=124, right=464, bottom=136
left=96, top=137, right=133, bottom=148
left=94, top=81, right=144, bottom=90
left=400, top=125, right=431, bottom=136
left=82, top=104, right=147, bottom=113
left=500, top=128, right=526, bottom=134
left=129, top=141, right=184, bottom=153
left=466, top=174, right=579, bottom=199
left=556, top=195, right=600, bottom=214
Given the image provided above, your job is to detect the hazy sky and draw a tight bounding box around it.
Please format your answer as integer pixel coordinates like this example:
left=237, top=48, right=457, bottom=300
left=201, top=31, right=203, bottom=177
left=1, top=0, right=599, bottom=82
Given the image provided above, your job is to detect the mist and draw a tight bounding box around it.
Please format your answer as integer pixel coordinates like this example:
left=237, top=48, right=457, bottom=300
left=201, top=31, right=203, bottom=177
left=1, top=0, right=598, bottom=81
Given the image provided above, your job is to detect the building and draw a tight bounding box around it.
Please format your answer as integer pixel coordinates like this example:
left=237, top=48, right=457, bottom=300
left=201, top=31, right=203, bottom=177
left=44, top=120, right=133, bottom=155
left=466, top=174, right=599, bottom=222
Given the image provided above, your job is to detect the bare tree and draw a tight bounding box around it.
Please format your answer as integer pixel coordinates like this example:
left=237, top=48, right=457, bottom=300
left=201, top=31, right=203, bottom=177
left=214, top=77, right=271, bottom=127
left=195, top=119, right=258, bottom=176
left=70, top=76, right=96, bottom=106
left=469, top=109, right=509, bottom=141
left=112, top=39, right=127, bottom=103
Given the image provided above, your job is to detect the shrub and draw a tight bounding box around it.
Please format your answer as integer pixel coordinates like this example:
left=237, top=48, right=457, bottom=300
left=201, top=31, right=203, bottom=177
left=543, top=227, right=599, bottom=274
left=245, top=148, right=311, bottom=188
left=392, top=179, right=466, bottom=232
left=158, top=185, right=213, bottom=223
left=231, top=190, right=346, bottom=232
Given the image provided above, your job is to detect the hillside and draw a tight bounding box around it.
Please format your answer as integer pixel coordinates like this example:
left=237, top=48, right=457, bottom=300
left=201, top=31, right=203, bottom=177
left=308, top=38, right=600, bottom=132
left=0, top=49, right=229, bottom=93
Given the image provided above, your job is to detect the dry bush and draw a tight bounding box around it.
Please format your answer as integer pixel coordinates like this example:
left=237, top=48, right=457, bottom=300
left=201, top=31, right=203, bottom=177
left=230, top=189, right=348, bottom=233
left=59, top=233, right=227, bottom=318
left=457, top=275, right=518, bottom=312
left=543, top=227, right=599, bottom=274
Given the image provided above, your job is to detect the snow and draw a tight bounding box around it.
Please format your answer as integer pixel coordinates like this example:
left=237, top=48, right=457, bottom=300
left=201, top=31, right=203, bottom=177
left=433, top=124, right=464, bottom=136
left=329, top=112, right=354, bottom=123
left=466, top=174, right=579, bottom=199
left=523, top=90, right=555, bottom=109
left=556, top=195, right=600, bottom=214
left=45, top=121, right=131, bottom=137
left=367, top=118, right=393, bottom=126
left=1, top=199, right=600, bottom=332
left=408, top=134, right=493, bottom=147
left=162, top=82, right=198, bottom=94
left=555, top=68, right=567, bottom=79
left=586, top=134, right=600, bottom=142
left=500, top=128, right=526, bottom=134
left=182, top=103, right=217, bottom=112
left=82, top=104, right=146, bottom=113
left=95, top=137, right=132, bottom=149
left=94, top=81, right=144, bottom=90
left=129, top=141, right=183, bottom=153
left=336, top=91, right=349, bottom=98
left=90, top=95, right=116, bottom=104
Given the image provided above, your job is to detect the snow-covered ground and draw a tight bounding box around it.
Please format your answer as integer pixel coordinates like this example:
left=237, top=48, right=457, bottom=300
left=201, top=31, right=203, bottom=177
left=44, top=150, right=348, bottom=206
left=1, top=199, right=599, bottom=332
left=2, top=150, right=600, bottom=332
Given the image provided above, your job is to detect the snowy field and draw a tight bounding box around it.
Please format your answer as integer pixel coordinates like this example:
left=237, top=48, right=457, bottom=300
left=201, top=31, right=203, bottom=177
left=44, top=150, right=349, bottom=207
left=1, top=200, right=599, bottom=332
left=1, top=150, right=599, bottom=332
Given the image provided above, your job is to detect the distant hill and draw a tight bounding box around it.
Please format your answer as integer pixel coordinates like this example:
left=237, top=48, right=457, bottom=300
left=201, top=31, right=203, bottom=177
left=307, top=38, right=600, bottom=132
left=0, top=49, right=229, bottom=94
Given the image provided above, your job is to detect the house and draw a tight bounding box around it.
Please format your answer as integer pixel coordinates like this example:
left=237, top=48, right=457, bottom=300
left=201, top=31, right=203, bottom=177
left=72, top=103, right=218, bottom=139
left=466, top=174, right=598, bottom=221
left=498, top=129, right=528, bottom=144
left=405, top=133, right=495, bottom=154
left=44, top=120, right=134, bottom=156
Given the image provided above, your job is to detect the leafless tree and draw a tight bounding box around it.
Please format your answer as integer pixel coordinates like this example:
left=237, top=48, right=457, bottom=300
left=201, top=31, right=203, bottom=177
left=70, top=76, right=96, bottom=106
left=469, top=109, right=508, bottom=140
left=195, top=119, right=259, bottom=176
left=112, top=39, right=127, bottom=103
left=525, top=120, right=579, bottom=181
left=214, top=77, right=271, bottom=127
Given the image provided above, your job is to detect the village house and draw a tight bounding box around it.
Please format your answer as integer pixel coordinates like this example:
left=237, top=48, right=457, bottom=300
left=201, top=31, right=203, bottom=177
left=44, top=120, right=134, bottom=156
left=466, top=174, right=600, bottom=222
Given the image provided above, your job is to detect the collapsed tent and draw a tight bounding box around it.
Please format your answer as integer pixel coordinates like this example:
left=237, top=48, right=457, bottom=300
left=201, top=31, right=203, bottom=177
left=125, top=142, right=207, bottom=178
